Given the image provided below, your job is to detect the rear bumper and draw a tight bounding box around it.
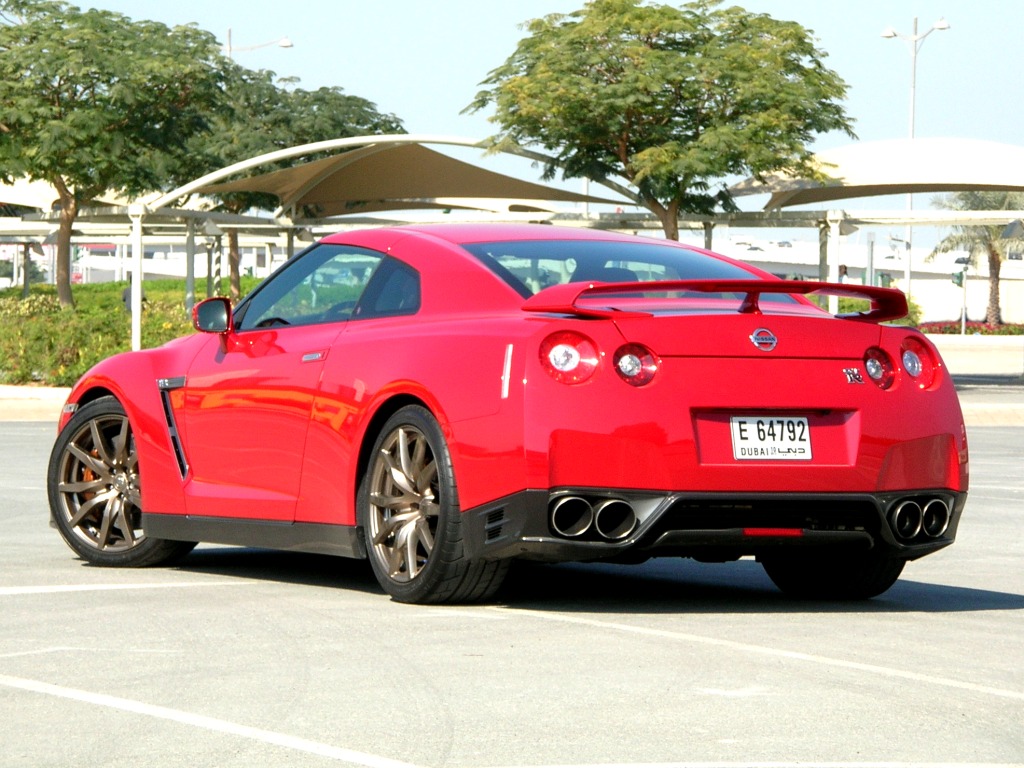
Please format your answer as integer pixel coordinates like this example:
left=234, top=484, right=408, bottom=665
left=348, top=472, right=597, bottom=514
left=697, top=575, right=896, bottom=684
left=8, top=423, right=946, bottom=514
left=462, top=488, right=966, bottom=563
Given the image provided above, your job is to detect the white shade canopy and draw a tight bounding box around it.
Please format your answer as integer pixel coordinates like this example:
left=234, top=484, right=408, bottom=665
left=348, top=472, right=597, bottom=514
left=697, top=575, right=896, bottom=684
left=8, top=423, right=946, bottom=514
left=730, top=138, right=1024, bottom=209
left=196, top=142, right=625, bottom=219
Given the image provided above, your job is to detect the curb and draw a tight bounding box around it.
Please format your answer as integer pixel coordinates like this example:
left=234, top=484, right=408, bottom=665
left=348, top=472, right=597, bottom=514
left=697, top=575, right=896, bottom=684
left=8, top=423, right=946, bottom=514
left=0, top=386, right=69, bottom=423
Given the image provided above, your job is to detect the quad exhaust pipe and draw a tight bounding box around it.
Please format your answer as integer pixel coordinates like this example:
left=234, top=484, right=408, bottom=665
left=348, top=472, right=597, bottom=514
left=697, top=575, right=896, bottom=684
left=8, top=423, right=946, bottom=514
left=552, top=494, right=951, bottom=545
left=550, top=496, right=638, bottom=541
left=889, top=497, right=950, bottom=542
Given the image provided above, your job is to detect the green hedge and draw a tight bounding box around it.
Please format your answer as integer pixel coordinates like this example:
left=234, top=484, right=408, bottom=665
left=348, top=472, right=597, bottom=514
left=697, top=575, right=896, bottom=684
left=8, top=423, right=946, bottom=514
left=918, top=321, right=1024, bottom=335
left=837, top=297, right=920, bottom=326
left=0, top=280, right=957, bottom=387
left=0, top=279, right=257, bottom=386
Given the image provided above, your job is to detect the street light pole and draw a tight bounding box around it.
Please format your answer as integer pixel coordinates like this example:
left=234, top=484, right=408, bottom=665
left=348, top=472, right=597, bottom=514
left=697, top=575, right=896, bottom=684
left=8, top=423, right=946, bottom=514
left=224, top=27, right=293, bottom=59
left=881, top=16, right=950, bottom=301
left=212, top=28, right=293, bottom=307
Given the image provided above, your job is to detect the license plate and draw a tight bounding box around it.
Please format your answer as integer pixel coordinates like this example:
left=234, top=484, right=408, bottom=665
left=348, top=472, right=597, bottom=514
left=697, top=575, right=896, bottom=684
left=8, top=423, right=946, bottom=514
left=730, top=416, right=812, bottom=460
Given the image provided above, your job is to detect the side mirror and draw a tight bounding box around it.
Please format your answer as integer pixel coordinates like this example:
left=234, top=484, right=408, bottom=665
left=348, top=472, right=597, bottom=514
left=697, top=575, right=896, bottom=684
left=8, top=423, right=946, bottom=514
left=192, top=297, right=234, bottom=334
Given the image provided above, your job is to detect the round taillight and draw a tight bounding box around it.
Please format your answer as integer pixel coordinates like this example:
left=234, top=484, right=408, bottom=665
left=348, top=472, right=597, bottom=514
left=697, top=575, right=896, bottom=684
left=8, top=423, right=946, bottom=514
left=901, top=336, right=936, bottom=388
left=902, top=348, right=922, bottom=377
left=540, top=331, right=600, bottom=384
left=614, top=343, right=660, bottom=386
left=864, top=347, right=895, bottom=390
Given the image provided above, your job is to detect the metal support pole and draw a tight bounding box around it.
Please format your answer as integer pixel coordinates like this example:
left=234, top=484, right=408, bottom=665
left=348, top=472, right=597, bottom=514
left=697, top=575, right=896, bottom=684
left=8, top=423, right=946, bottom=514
left=866, top=232, right=876, bottom=287
left=904, top=18, right=918, bottom=300
left=960, top=268, right=968, bottom=335
left=206, top=242, right=214, bottom=298
left=826, top=212, right=842, bottom=315
left=214, top=236, right=223, bottom=295
left=128, top=204, right=146, bottom=351
left=185, top=219, right=196, bottom=314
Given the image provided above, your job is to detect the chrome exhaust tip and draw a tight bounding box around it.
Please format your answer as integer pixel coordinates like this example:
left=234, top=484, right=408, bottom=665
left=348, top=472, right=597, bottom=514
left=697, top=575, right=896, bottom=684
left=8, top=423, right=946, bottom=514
left=593, top=499, right=638, bottom=541
left=891, top=500, right=923, bottom=541
left=921, top=498, right=951, bottom=538
left=550, top=496, right=594, bottom=538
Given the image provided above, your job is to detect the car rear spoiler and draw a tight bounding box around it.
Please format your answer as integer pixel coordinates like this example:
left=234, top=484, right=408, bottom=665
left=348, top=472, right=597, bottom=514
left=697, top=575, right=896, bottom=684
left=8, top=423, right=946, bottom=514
left=521, top=279, right=908, bottom=323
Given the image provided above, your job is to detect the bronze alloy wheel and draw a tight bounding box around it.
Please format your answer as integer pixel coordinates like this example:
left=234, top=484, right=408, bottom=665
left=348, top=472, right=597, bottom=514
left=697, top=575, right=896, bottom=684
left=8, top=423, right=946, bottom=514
left=48, top=397, right=195, bottom=567
left=366, top=419, right=440, bottom=583
left=361, top=405, right=508, bottom=603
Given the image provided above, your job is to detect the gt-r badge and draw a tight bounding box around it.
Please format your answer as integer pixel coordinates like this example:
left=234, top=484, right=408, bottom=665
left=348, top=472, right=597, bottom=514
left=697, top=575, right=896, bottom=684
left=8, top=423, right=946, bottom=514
left=749, top=328, right=778, bottom=352
left=843, top=367, right=865, bottom=384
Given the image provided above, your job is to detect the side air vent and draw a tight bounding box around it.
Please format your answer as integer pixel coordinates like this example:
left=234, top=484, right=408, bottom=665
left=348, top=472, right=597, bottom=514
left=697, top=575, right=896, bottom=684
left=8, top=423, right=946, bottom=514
left=157, top=378, right=188, bottom=478
left=485, top=509, right=506, bottom=542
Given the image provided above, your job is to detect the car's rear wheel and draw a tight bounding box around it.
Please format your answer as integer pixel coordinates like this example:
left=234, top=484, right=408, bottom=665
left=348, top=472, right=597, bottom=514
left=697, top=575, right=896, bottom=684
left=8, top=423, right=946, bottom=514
left=360, top=405, right=508, bottom=604
left=47, top=396, right=196, bottom=567
left=760, top=550, right=905, bottom=600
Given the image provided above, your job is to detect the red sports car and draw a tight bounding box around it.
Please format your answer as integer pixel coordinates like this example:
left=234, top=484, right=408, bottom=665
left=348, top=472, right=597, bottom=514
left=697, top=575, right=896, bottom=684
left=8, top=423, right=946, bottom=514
left=47, top=224, right=968, bottom=603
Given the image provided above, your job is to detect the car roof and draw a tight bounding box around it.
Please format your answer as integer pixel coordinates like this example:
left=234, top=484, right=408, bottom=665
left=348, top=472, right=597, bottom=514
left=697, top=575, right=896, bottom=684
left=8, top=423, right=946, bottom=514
left=320, top=222, right=669, bottom=248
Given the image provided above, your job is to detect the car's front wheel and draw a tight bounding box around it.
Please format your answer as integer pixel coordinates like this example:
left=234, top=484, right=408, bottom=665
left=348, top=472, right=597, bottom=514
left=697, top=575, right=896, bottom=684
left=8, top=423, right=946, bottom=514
left=47, top=396, right=196, bottom=567
left=760, top=550, right=905, bottom=600
left=360, top=405, right=508, bottom=604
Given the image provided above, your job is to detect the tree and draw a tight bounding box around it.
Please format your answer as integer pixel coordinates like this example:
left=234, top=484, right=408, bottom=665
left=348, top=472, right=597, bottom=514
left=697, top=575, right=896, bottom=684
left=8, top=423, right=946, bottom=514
left=195, top=64, right=405, bottom=300
left=0, top=0, right=228, bottom=306
left=467, top=0, right=854, bottom=239
left=929, top=191, right=1024, bottom=325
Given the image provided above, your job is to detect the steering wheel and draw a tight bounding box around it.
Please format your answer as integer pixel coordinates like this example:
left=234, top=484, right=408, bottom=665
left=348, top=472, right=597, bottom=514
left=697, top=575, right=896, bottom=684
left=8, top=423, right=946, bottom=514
left=254, top=316, right=291, bottom=328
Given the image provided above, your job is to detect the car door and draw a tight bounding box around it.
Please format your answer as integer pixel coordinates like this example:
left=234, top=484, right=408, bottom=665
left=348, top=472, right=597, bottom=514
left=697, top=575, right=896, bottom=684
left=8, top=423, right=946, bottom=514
left=179, top=244, right=386, bottom=521
left=293, top=256, right=423, bottom=525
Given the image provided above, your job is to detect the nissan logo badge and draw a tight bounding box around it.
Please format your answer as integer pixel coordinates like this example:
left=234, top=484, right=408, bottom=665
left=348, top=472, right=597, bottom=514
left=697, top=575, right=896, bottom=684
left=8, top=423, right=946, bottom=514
left=749, top=328, right=778, bottom=352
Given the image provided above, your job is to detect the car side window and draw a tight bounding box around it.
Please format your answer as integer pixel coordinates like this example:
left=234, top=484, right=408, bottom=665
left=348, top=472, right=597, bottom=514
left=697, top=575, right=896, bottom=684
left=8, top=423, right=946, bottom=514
left=237, top=245, right=384, bottom=330
left=352, top=258, right=421, bottom=319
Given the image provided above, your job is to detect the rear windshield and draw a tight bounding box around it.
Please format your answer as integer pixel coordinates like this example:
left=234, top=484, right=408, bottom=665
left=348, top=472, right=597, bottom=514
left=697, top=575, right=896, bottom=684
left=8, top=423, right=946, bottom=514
left=462, top=239, right=772, bottom=299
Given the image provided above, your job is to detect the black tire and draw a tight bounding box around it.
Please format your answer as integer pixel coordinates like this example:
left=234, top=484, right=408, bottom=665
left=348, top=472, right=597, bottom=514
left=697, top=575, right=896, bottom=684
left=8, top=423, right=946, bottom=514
left=760, top=550, right=905, bottom=600
left=359, top=405, right=508, bottom=604
left=47, top=396, right=196, bottom=567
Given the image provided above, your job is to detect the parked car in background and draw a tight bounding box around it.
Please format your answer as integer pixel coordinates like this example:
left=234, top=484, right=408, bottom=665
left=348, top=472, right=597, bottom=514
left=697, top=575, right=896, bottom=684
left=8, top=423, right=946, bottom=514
left=47, top=224, right=968, bottom=603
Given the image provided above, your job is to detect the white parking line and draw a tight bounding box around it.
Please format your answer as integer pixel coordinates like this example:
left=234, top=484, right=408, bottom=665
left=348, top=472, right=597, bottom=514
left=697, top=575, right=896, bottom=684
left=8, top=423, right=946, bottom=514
left=2, top=674, right=1019, bottom=768
left=0, top=674, right=420, bottom=768
left=0, top=646, right=179, bottom=659
left=494, top=608, right=1024, bottom=702
left=0, top=581, right=252, bottom=596
left=489, top=763, right=1024, bottom=768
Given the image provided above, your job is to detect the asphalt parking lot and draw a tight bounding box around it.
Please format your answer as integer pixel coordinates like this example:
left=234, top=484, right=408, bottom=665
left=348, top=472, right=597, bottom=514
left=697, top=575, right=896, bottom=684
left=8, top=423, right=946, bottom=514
left=2, top=409, right=1022, bottom=766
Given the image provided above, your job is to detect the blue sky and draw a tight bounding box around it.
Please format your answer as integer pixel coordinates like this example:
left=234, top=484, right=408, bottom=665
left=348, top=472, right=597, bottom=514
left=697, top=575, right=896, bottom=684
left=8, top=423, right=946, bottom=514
left=84, top=1, right=1022, bottom=224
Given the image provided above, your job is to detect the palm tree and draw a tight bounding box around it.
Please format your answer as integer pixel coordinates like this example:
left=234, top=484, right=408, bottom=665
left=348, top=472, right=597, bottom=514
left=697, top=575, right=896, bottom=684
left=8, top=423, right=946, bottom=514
left=930, top=191, right=1024, bottom=325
